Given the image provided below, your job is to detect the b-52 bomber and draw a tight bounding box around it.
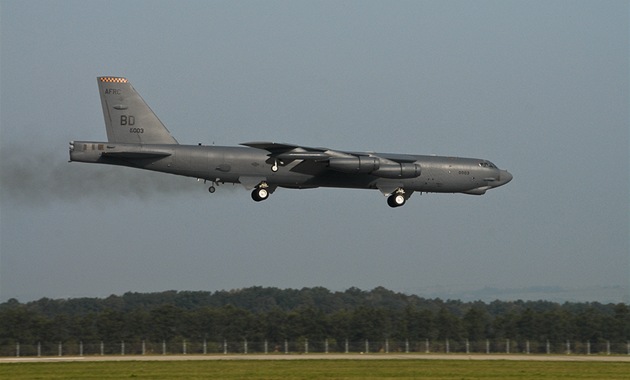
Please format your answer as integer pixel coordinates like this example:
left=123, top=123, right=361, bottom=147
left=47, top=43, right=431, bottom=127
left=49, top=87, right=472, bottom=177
left=69, top=77, right=512, bottom=207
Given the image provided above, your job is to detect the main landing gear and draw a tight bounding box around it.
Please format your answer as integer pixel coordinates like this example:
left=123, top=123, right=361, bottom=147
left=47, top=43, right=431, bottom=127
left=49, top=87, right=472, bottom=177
left=387, top=189, right=407, bottom=208
left=251, top=183, right=270, bottom=202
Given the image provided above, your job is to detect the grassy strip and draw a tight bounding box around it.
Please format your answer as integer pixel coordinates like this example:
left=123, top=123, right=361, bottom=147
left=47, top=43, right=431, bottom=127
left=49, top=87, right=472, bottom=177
left=1, top=360, right=629, bottom=379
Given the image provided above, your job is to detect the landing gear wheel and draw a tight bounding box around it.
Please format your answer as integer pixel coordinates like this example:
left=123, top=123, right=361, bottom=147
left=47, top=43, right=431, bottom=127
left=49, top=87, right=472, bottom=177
left=251, top=187, right=269, bottom=202
left=387, top=194, right=406, bottom=208
left=208, top=186, right=216, bottom=193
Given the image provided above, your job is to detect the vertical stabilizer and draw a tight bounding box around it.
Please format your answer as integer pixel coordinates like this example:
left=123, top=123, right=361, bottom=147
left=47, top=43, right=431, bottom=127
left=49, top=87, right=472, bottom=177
left=98, top=77, right=178, bottom=144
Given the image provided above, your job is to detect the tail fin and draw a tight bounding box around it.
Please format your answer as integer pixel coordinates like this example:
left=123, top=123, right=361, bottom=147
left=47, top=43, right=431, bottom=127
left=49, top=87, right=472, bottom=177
left=98, top=77, right=178, bottom=144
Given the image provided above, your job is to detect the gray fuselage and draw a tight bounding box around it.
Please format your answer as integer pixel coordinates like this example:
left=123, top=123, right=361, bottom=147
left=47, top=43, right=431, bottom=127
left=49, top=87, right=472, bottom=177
left=69, top=76, right=512, bottom=207
left=69, top=141, right=512, bottom=195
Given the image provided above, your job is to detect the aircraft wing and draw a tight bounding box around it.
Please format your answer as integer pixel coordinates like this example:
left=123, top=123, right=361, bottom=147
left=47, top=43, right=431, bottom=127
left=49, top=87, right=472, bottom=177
left=242, top=142, right=418, bottom=164
left=242, top=141, right=422, bottom=180
left=241, top=142, right=331, bottom=161
left=240, top=142, right=304, bottom=152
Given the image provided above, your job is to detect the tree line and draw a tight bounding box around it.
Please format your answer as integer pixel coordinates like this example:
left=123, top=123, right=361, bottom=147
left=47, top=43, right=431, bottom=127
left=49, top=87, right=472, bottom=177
left=1, top=287, right=628, bottom=348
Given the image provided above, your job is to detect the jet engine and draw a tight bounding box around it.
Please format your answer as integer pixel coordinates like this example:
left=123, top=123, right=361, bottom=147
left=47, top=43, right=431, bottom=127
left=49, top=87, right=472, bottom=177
left=372, top=163, right=421, bottom=178
left=328, top=157, right=420, bottom=179
left=328, top=157, right=380, bottom=173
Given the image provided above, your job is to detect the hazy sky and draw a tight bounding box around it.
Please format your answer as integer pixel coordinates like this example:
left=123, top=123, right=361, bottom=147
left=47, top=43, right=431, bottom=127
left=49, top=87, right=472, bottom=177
left=1, top=1, right=628, bottom=303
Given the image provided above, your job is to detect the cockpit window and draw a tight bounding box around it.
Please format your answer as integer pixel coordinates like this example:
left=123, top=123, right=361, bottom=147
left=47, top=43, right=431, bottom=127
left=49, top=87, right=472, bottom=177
left=479, top=161, right=497, bottom=169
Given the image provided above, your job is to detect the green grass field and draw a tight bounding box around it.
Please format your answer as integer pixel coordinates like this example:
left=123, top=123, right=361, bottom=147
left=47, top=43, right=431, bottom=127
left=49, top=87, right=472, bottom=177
left=1, top=360, right=629, bottom=379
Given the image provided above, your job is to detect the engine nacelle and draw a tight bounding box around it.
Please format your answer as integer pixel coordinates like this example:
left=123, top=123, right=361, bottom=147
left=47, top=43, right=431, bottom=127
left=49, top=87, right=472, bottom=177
left=328, top=157, right=421, bottom=179
left=372, top=163, right=421, bottom=179
left=328, top=157, right=380, bottom=173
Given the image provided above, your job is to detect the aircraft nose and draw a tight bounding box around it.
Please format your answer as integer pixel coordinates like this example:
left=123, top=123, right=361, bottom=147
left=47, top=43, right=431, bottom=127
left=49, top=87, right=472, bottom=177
left=498, top=170, right=513, bottom=186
